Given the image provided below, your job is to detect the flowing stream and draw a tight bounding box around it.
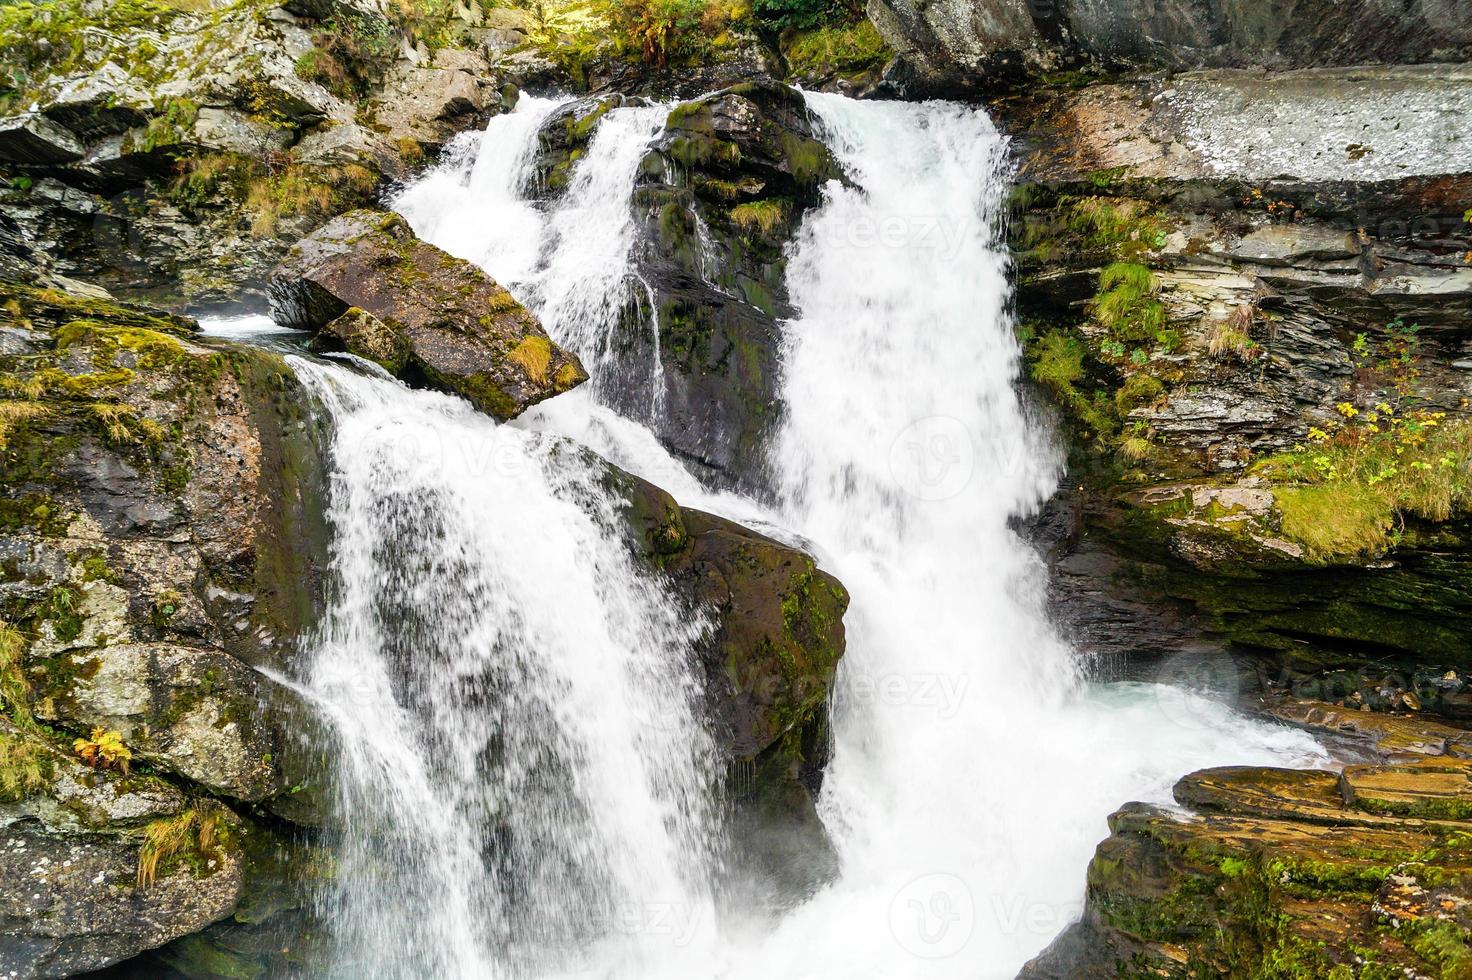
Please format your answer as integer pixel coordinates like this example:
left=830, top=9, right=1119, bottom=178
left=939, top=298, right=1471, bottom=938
left=222, top=89, right=1334, bottom=979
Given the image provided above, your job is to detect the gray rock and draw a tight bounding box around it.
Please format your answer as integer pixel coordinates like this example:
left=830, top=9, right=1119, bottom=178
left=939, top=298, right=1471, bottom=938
left=0, top=115, right=84, bottom=165
left=0, top=821, right=242, bottom=979
left=47, top=643, right=280, bottom=801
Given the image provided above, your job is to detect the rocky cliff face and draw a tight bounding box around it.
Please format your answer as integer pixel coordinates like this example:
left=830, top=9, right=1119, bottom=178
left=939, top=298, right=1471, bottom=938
left=995, top=64, right=1472, bottom=686
left=871, top=0, right=1472, bottom=94
left=0, top=0, right=510, bottom=310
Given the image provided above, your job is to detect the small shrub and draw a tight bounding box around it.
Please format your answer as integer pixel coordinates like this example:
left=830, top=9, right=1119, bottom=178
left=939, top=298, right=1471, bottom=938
left=752, top=0, right=851, bottom=30
left=74, top=727, right=132, bottom=774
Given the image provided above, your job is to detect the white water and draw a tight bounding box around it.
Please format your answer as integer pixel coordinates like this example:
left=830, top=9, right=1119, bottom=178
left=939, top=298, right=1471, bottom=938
left=288, top=359, right=723, bottom=979
left=308, top=92, right=1335, bottom=977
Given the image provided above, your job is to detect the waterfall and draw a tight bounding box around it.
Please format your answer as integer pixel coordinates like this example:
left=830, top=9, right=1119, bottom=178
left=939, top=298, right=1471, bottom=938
left=287, top=358, right=722, bottom=979
left=258, top=89, right=1334, bottom=979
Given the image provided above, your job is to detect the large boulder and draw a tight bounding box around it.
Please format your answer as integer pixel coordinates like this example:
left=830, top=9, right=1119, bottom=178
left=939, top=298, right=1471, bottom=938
left=547, top=81, right=842, bottom=490
left=609, top=462, right=848, bottom=897
left=269, top=209, right=587, bottom=420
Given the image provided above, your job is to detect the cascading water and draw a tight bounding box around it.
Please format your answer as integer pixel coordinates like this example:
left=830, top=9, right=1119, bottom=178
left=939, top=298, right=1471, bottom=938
left=242, top=88, right=1334, bottom=979
left=285, top=357, right=723, bottom=979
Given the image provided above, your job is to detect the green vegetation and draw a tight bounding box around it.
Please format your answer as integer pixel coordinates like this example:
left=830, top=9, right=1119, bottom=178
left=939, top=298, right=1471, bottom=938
left=0, top=621, right=30, bottom=722
left=1026, top=329, right=1117, bottom=440
left=782, top=17, right=889, bottom=75
left=730, top=199, right=787, bottom=235
left=0, top=730, right=50, bottom=801
left=1256, top=404, right=1472, bottom=561
left=169, top=152, right=377, bottom=237
left=294, top=10, right=398, bottom=100
left=752, top=0, right=853, bottom=30
left=1014, top=193, right=1177, bottom=461
left=137, top=805, right=223, bottom=887
left=1092, top=262, right=1164, bottom=344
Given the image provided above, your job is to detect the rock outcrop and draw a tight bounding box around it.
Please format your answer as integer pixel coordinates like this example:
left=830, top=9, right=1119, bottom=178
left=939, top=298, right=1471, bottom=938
left=999, top=64, right=1472, bottom=690
left=540, top=81, right=842, bottom=489
left=0, top=0, right=509, bottom=309
left=1024, top=705, right=1472, bottom=977
left=871, top=0, right=1472, bottom=95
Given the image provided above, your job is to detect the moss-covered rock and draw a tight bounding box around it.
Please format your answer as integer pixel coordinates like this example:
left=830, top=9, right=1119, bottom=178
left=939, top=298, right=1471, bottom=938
left=1024, top=746, right=1472, bottom=978
left=604, top=457, right=849, bottom=898
left=575, top=80, right=844, bottom=489
left=268, top=209, right=587, bottom=420
left=0, top=279, right=335, bottom=975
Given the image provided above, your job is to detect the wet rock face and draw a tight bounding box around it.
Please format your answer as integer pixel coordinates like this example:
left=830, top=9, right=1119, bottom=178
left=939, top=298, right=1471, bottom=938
left=608, top=459, right=848, bottom=897
left=0, top=281, right=336, bottom=972
left=558, top=80, right=841, bottom=490
left=1023, top=708, right=1472, bottom=978
left=872, top=0, right=1472, bottom=94
left=610, top=462, right=848, bottom=764
left=268, top=209, right=588, bottom=420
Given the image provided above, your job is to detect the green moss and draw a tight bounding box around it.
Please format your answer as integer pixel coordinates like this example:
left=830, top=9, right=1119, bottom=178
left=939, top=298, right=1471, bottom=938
left=1275, top=484, right=1393, bottom=561
left=778, top=132, right=834, bottom=186
left=783, top=19, right=891, bottom=76
left=1027, top=329, right=1118, bottom=439
left=0, top=493, right=70, bottom=537
left=1115, top=372, right=1165, bottom=414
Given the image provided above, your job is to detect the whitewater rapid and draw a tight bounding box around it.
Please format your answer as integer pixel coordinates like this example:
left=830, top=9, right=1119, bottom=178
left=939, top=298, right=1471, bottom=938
left=230, top=89, right=1332, bottom=979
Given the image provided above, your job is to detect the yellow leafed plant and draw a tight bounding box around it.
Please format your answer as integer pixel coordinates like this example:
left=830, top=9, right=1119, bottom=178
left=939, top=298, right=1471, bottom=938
left=73, top=727, right=131, bottom=774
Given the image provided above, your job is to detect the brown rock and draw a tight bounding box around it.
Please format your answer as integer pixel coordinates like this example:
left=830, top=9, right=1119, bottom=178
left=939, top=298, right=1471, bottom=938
left=268, top=209, right=587, bottom=420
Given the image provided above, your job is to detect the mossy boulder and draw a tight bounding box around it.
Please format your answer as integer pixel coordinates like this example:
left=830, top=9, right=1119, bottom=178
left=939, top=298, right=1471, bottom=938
left=530, top=94, right=625, bottom=196
left=269, top=209, right=587, bottom=421
left=581, top=81, right=844, bottom=489
left=607, top=463, right=849, bottom=761
left=1024, top=740, right=1472, bottom=978
left=605, top=459, right=848, bottom=898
